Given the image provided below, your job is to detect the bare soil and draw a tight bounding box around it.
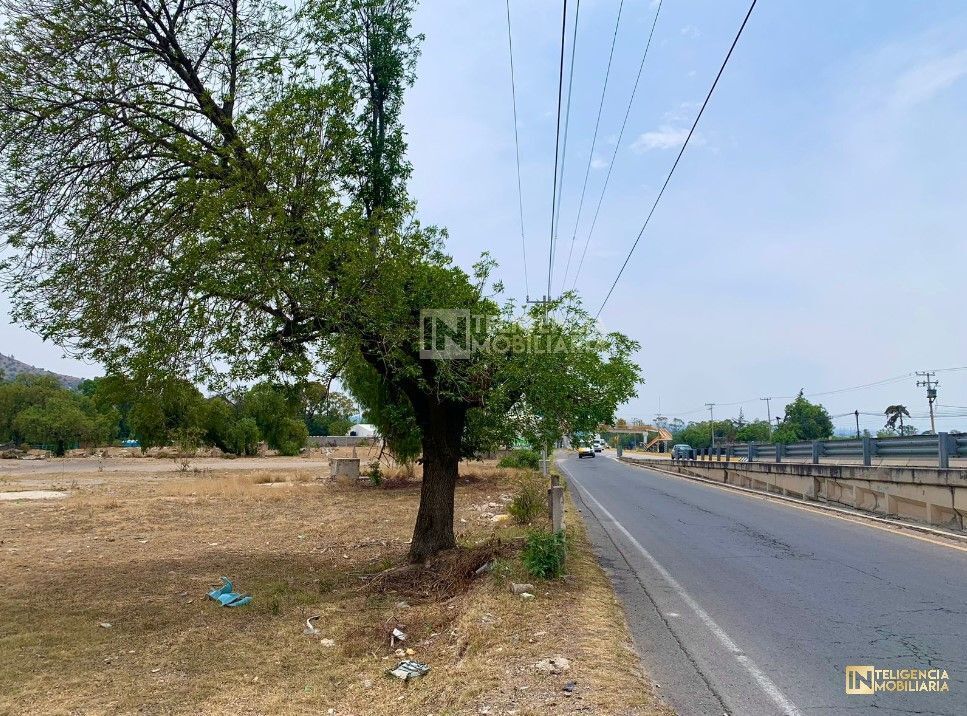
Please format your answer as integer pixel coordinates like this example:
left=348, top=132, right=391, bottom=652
left=0, top=458, right=669, bottom=716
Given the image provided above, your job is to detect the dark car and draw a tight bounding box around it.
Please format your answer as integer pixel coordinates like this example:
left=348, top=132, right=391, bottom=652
left=671, top=443, right=693, bottom=459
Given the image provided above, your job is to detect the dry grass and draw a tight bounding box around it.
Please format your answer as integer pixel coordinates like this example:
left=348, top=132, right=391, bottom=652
left=0, top=460, right=669, bottom=716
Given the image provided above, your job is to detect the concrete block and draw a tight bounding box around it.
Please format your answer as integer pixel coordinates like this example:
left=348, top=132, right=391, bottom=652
left=330, top=457, right=360, bottom=482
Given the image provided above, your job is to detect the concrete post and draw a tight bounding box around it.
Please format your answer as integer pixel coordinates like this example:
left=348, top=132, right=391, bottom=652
left=811, top=440, right=821, bottom=465
left=549, top=485, right=565, bottom=532
left=862, top=435, right=872, bottom=467
left=749, top=441, right=756, bottom=463
left=775, top=443, right=783, bottom=463
left=938, top=432, right=953, bottom=469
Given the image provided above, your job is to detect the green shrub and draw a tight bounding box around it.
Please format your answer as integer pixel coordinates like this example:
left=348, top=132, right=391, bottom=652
left=498, top=448, right=541, bottom=470
left=507, top=472, right=546, bottom=525
left=228, top=417, right=261, bottom=456
left=368, top=459, right=383, bottom=486
left=274, top=417, right=308, bottom=456
left=522, top=529, right=567, bottom=579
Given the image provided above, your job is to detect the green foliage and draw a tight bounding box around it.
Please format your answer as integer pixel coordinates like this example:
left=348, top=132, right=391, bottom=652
left=507, top=472, right=546, bottom=525
left=883, top=404, right=911, bottom=432
left=127, top=379, right=206, bottom=450
left=776, top=391, right=833, bottom=442
left=368, top=460, right=383, bottom=486
left=735, top=420, right=772, bottom=443
left=673, top=420, right=731, bottom=450
left=0, top=0, right=640, bottom=559
left=343, top=356, right=422, bottom=465
left=522, top=529, right=567, bottom=580
left=498, top=448, right=541, bottom=470
left=771, top=423, right=800, bottom=444
left=301, top=383, right=356, bottom=436
left=0, top=374, right=116, bottom=452
left=228, top=418, right=262, bottom=456
left=241, top=384, right=308, bottom=455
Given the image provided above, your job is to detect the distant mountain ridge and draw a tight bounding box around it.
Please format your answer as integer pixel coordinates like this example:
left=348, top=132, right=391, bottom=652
left=0, top=352, right=85, bottom=389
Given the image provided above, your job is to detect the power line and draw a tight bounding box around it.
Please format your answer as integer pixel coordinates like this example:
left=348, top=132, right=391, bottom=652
left=546, top=0, right=570, bottom=300
left=551, top=0, right=581, bottom=278
left=570, top=0, right=664, bottom=293
left=504, top=0, right=529, bottom=298
left=559, top=0, right=627, bottom=292
left=596, top=0, right=758, bottom=318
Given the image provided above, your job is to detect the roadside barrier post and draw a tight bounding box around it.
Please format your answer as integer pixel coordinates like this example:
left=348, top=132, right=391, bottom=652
left=938, top=432, right=953, bottom=469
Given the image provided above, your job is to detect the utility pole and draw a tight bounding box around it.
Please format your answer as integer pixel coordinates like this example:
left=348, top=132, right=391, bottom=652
left=705, top=403, right=716, bottom=448
left=527, top=294, right=555, bottom=479
left=854, top=410, right=860, bottom=438
left=915, top=371, right=939, bottom=434
left=760, top=397, right=773, bottom=436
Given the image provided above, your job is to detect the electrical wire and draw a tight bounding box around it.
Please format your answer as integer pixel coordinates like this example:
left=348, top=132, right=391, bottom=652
left=570, top=0, right=664, bottom=293
left=551, top=0, right=581, bottom=279
left=505, top=0, right=529, bottom=298
left=546, top=0, right=570, bottom=299
left=595, top=0, right=758, bottom=317
left=559, top=0, right=626, bottom=292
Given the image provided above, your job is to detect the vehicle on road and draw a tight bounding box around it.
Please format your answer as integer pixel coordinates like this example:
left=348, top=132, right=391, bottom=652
left=577, top=445, right=596, bottom=459
left=671, top=443, right=693, bottom=459
left=593, top=439, right=604, bottom=452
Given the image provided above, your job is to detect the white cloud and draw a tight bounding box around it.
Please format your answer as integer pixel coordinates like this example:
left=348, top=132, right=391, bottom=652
left=892, top=48, right=967, bottom=107
left=680, top=25, right=701, bottom=39
left=631, top=125, right=701, bottom=152
left=590, top=155, right=608, bottom=170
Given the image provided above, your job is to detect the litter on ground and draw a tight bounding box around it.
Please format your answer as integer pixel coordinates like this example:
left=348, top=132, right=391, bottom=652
left=387, top=659, right=430, bottom=681
left=207, top=577, right=252, bottom=607
left=303, top=615, right=322, bottom=635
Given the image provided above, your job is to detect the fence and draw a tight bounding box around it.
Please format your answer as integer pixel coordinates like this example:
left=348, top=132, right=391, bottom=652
left=684, top=433, right=967, bottom=469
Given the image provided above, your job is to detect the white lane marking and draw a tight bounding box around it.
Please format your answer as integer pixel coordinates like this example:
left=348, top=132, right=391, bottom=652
left=561, top=460, right=803, bottom=716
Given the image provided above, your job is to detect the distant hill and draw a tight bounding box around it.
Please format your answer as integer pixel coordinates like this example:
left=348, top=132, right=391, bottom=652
left=0, top=352, right=85, bottom=390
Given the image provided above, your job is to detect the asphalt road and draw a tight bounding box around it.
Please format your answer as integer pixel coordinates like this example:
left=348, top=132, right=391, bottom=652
left=558, top=451, right=967, bottom=716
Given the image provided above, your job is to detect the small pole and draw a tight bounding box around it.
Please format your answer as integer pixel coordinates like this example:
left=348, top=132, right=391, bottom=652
left=760, top=397, right=773, bottom=437
left=705, top=403, right=716, bottom=449
left=916, top=371, right=939, bottom=434
left=854, top=410, right=860, bottom=439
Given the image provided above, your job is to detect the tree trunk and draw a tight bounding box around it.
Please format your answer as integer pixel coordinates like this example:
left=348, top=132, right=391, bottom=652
left=409, top=400, right=466, bottom=562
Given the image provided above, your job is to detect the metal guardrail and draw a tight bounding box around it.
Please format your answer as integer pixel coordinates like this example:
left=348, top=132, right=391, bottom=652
left=682, top=432, right=966, bottom=469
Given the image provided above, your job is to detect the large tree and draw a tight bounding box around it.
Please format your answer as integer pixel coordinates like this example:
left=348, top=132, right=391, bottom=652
left=0, top=0, right=639, bottom=560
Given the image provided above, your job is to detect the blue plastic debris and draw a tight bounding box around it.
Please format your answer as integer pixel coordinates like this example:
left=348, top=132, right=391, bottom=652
left=207, top=577, right=252, bottom=607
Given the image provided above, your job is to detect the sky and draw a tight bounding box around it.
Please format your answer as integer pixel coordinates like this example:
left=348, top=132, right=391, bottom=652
left=2, top=0, right=967, bottom=434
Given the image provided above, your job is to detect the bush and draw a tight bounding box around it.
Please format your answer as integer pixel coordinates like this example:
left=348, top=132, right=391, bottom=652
left=498, top=448, right=541, bottom=470
left=368, top=459, right=383, bottom=486
left=228, top=417, right=261, bottom=456
left=274, top=417, right=309, bottom=456
left=507, top=472, right=546, bottom=525
left=522, top=529, right=567, bottom=579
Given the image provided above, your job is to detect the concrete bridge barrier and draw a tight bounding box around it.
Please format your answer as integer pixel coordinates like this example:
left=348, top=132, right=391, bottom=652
left=621, top=456, right=967, bottom=531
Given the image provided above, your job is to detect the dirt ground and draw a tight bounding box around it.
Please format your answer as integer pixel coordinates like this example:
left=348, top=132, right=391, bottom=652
left=0, top=457, right=670, bottom=716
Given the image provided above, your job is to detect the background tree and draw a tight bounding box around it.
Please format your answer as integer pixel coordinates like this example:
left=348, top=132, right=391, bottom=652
left=883, top=405, right=911, bottom=434
left=0, top=0, right=639, bottom=561
left=0, top=374, right=68, bottom=444
left=774, top=391, right=833, bottom=442
left=735, top=420, right=772, bottom=443
left=12, top=390, right=116, bottom=455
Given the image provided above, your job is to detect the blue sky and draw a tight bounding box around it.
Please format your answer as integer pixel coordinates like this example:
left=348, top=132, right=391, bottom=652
left=3, top=0, right=966, bottom=432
